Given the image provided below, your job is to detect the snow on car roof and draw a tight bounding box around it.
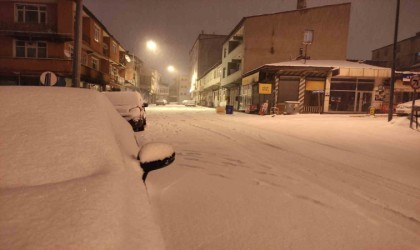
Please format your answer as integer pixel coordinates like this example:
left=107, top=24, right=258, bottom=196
left=0, top=86, right=164, bottom=249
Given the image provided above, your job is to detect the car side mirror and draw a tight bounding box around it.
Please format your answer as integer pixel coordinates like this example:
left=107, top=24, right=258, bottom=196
left=143, top=103, right=148, bottom=108
left=138, top=142, right=175, bottom=181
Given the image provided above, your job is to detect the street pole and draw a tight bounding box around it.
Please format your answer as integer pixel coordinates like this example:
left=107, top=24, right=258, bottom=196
left=388, top=0, right=400, bottom=122
left=72, top=0, right=83, bottom=88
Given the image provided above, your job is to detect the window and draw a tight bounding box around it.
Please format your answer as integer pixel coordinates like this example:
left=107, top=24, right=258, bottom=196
left=16, top=4, right=47, bottom=24
left=223, top=68, right=226, bottom=78
left=82, top=54, right=88, bottom=65
left=15, top=40, right=47, bottom=58
left=223, top=48, right=227, bottom=58
left=94, top=25, right=100, bottom=42
left=112, top=42, right=117, bottom=54
left=92, top=57, right=99, bottom=70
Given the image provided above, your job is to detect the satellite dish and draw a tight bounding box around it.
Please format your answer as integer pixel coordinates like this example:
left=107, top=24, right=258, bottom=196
left=103, top=43, right=109, bottom=50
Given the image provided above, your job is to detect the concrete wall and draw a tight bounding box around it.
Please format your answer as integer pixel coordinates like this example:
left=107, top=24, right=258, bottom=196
left=243, top=3, right=351, bottom=74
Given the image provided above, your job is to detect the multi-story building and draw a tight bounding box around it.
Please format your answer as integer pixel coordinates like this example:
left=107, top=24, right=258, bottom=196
left=197, top=63, right=223, bottom=107
left=220, top=3, right=351, bottom=110
left=370, top=32, right=420, bottom=104
left=189, top=33, right=227, bottom=103
left=156, top=82, right=169, bottom=102
left=0, top=0, right=129, bottom=90
left=144, top=67, right=162, bottom=103
left=124, top=54, right=148, bottom=96
left=168, top=75, right=190, bottom=103
left=371, top=32, right=420, bottom=72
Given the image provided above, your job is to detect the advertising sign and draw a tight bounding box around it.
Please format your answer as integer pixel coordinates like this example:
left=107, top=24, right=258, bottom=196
left=258, top=83, right=272, bottom=94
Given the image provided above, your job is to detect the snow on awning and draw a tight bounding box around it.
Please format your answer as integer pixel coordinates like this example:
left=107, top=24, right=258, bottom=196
left=246, top=60, right=392, bottom=78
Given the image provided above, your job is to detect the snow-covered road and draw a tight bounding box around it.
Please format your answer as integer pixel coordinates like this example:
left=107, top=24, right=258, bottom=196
left=136, top=105, right=420, bottom=250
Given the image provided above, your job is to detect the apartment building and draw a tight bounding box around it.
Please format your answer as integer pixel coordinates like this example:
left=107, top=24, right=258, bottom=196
left=189, top=33, right=227, bottom=103
left=220, top=3, right=351, bottom=110
left=197, top=63, right=223, bottom=107
left=0, top=0, right=129, bottom=90
left=169, top=75, right=190, bottom=103
left=372, top=32, right=420, bottom=72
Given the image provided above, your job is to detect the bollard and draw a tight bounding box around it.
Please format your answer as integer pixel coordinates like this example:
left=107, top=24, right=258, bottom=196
left=369, top=106, right=375, bottom=117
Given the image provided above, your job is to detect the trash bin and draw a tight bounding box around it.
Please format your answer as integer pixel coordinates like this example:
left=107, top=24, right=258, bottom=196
left=284, top=101, right=300, bottom=115
left=226, top=105, right=234, bottom=114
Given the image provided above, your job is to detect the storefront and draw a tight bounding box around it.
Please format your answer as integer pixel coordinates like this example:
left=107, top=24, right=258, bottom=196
left=328, top=78, right=374, bottom=113
left=241, top=60, right=392, bottom=114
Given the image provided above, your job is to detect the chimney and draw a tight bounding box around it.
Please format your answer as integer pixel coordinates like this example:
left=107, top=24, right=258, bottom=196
left=297, top=0, right=306, bottom=9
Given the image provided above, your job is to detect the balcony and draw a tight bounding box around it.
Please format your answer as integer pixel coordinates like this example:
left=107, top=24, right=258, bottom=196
left=0, top=21, right=72, bottom=41
left=0, top=21, right=57, bottom=33
left=0, top=57, right=72, bottom=75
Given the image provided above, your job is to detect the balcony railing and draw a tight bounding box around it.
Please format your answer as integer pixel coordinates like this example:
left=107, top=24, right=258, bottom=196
left=0, top=21, right=57, bottom=33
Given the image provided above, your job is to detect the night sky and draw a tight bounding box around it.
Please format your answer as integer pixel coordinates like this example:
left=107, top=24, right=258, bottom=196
left=84, top=0, right=420, bottom=82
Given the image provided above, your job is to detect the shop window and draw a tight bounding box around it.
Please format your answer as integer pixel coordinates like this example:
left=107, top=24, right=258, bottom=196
left=16, top=4, right=47, bottom=24
left=15, top=40, right=47, bottom=58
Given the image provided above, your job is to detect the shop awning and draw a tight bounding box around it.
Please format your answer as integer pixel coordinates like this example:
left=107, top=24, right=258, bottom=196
left=244, top=60, right=392, bottom=79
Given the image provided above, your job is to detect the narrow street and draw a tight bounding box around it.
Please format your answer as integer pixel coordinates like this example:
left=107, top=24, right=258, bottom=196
left=136, top=105, right=420, bottom=250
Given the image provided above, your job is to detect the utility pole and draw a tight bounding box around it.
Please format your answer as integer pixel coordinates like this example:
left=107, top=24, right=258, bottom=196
left=388, top=0, right=400, bottom=122
left=72, top=0, right=83, bottom=88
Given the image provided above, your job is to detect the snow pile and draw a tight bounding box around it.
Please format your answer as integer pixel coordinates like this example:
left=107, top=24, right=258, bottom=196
left=139, top=143, right=175, bottom=163
left=0, top=87, right=164, bottom=249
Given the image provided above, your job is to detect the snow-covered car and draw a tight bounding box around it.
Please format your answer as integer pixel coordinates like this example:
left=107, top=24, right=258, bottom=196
left=184, top=100, right=196, bottom=107
left=395, top=99, right=420, bottom=115
left=0, top=86, right=175, bottom=250
left=155, top=99, right=167, bottom=105
left=103, top=91, right=147, bottom=131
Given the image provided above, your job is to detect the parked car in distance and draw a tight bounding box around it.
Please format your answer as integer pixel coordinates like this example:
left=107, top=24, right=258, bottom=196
left=0, top=86, right=175, bottom=249
left=396, top=99, right=420, bottom=115
left=184, top=100, right=196, bottom=107
left=103, top=91, right=147, bottom=131
left=156, top=99, right=167, bottom=106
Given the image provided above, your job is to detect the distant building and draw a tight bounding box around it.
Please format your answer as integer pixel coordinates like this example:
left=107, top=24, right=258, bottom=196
left=189, top=33, right=227, bottom=103
left=169, top=75, right=190, bottom=103
left=0, top=0, right=130, bottom=90
left=157, top=82, right=169, bottom=101
left=220, top=3, right=351, bottom=110
left=371, top=32, right=420, bottom=71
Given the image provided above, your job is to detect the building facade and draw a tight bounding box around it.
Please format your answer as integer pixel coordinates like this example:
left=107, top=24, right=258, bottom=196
left=0, top=0, right=130, bottom=90
left=371, top=32, right=420, bottom=105
left=242, top=60, right=391, bottom=114
left=371, top=32, right=420, bottom=72
left=189, top=33, right=227, bottom=103
left=220, top=3, right=351, bottom=110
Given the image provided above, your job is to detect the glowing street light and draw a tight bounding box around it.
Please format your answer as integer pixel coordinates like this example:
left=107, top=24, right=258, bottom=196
left=146, top=40, right=157, bottom=52
left=167, top=65, right=175, bottom=73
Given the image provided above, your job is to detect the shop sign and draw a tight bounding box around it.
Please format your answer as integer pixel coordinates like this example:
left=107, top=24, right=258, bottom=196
left=259, top=83, right=272, bottom=94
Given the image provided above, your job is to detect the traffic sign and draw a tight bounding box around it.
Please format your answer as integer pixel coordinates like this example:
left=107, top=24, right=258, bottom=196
left=40, top=71, right=58, bottom=86
left=410, top=75, right=419, bottom=89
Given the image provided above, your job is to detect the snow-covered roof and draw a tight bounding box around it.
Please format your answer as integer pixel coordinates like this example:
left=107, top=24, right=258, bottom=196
left=266, top=60, right=391, bottom=78
left=244, top=60, right=392, bottom=78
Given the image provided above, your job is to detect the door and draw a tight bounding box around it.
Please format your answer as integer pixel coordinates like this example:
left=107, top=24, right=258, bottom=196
left=356, top=92, right=372, bottom=112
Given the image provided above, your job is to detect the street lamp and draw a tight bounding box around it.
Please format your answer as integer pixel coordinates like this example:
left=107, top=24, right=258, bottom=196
left=146, top=40, right=157, bottom=52
left=167, top=65, right=175, bottom=73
